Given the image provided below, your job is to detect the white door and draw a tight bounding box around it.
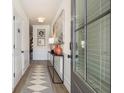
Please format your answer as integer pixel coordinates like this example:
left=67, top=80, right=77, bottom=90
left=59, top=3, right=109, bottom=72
left=13, top=15, right=22, bottom=88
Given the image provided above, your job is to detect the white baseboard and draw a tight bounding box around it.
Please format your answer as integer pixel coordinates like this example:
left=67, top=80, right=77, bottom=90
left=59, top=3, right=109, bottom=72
left=64, top=76, right=71, bottom=93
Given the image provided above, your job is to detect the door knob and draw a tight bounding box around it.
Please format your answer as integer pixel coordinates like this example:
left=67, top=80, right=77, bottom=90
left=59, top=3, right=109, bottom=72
left=68, top=55, right=72, bottom=58
left=21, top=51, right=24, bottom=53
left=67, top=55, right=78, bottom=58
left=75, top=55, right=78, bottom=58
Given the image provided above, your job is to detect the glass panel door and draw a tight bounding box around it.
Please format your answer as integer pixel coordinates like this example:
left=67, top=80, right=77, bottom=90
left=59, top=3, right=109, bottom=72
left=71, top=0, right=94, bottom=92
left=71, top=0, right=111, bottom=93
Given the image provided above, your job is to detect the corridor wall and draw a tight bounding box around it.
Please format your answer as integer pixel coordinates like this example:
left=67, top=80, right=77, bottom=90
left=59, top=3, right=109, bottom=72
left=51, top=0, right=71, bottom=92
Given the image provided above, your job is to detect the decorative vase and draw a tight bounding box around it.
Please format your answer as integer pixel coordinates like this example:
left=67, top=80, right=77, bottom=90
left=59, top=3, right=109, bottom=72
left=54, top=44, right=62, bottom=55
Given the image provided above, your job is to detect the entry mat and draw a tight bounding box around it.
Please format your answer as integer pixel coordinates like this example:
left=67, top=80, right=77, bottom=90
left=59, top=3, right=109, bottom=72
left=20, top=64, right=54, bottom=93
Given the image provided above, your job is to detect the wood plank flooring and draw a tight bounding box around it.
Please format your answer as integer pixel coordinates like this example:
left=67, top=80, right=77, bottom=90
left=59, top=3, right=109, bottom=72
left=13, top=60, right=69, bottom=93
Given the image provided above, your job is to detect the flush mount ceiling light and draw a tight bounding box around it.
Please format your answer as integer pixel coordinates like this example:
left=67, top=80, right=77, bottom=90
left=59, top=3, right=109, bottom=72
left=37, top=17, right=45, bottom=23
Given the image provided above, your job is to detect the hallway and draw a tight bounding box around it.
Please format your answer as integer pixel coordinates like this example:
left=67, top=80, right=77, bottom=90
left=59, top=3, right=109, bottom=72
left=12, top=0, right=111, bottom=93
left=12, top=0, right=71, bottom=92
left=14, top=61, right=68, bottom=93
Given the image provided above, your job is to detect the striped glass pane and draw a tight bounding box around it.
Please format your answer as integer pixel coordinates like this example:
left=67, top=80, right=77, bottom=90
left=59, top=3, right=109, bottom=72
left=75, top=29, right=86, bottom=79
left=76, top=0, right=84, bottom=29
left=87, top=19, right=101, bottom=92
left=100, top=14, right=110, bottom=93
left=101, top=0, right=110, bottom=14
left=87, top=0, right=101, bottom=23
left=87, top=14, right=110, bottom=93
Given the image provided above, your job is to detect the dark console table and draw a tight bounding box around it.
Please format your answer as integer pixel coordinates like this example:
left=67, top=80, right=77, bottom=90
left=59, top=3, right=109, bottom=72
left=47, top=51, right=64, bottom=84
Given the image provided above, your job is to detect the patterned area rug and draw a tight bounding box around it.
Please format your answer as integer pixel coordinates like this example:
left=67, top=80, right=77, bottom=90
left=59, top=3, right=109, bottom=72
left=20, top=64, right=54, bottom=93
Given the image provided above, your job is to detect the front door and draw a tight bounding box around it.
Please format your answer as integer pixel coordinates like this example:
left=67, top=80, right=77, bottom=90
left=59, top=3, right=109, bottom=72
left=71, top=0, right=111, bottom=93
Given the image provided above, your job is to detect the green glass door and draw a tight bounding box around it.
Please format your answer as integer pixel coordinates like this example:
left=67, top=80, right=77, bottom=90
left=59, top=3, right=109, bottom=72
left=71, top=0, right=111, bottom=93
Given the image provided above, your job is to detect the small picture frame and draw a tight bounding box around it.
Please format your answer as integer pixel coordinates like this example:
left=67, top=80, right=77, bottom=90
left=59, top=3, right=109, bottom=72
left=37, top=38, right=45, bottom=46
left=37, top=29, right=45, bottom=38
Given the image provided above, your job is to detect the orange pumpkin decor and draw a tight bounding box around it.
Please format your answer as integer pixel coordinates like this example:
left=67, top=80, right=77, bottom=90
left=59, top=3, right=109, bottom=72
left=54, top=44, right=62, bottom=55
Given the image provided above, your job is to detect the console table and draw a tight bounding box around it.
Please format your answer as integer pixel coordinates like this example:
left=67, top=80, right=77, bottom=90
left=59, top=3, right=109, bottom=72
left=47, top=51, right=64, bottom=84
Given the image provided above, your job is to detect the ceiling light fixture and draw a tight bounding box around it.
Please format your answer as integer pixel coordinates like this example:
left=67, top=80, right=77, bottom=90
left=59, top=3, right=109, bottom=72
left=37, top=17, right=45, bottom=23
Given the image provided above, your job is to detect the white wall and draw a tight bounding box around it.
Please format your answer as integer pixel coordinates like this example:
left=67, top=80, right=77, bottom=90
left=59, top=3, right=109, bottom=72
left=51, top=0, right=71, bottom=92
left=33, top=25, right=50, bottom=60
left=63, top=0, right=71, bottom=92
left=13, top=0, right=30, bottom=90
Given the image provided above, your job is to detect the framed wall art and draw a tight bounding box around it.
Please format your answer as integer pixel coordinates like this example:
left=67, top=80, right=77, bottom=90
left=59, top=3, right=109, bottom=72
left=37, top=29, right=46, bottom=46
left=53, top=10, right=65, bottom=44
left=37, top=29, right=45, bottom=38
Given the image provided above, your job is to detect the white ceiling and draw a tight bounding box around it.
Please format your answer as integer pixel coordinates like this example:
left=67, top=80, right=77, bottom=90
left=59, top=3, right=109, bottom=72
left=21, top=0, right=62, bottom=25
